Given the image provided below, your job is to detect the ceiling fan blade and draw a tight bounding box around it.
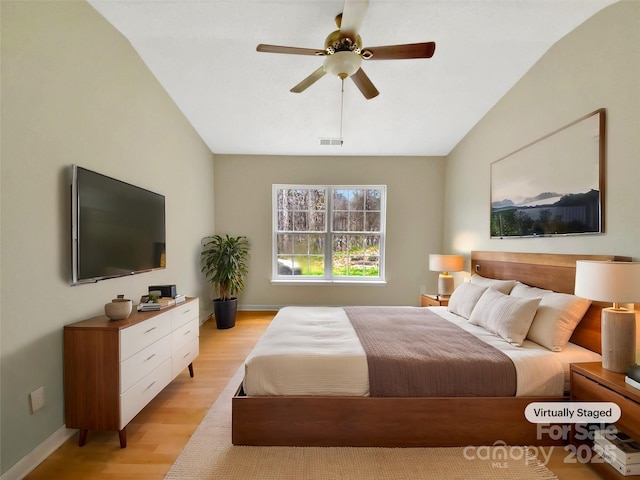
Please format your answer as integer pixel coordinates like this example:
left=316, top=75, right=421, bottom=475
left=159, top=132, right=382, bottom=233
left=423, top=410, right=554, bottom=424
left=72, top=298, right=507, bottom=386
left=340, top=0, right=369, bottom=38
left=257, top=44, right=325, bottom=56
left=364, top=42, right=436, bottom=60
left=290, top=67, right=327, bottom=93
left=351, top=68, right=379, bottom=100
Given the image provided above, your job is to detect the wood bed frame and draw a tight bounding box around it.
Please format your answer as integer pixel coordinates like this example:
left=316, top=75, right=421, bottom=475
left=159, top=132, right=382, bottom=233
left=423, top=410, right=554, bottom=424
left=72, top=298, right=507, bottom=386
left=232, top=251, right=631, bottom=447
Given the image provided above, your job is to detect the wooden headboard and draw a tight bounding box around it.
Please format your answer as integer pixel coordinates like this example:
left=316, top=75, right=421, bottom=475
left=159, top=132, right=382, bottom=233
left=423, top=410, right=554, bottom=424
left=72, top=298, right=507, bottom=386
left=470, top=251, right=632, bottom=354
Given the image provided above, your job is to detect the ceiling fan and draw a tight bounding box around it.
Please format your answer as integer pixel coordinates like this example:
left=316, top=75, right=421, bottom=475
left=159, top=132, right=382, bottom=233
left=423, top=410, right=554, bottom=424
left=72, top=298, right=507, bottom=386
left=256, top=0, right=436, bottom=100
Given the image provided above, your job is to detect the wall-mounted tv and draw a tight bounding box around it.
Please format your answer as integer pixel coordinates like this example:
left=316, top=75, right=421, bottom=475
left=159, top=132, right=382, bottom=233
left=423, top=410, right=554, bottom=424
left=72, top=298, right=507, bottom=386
left=71, top=165, right=166, bottom=285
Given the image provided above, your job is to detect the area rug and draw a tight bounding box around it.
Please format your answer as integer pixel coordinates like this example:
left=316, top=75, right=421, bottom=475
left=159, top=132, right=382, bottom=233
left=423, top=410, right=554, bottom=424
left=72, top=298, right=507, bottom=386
left=165, top=367, right=558, bottom=480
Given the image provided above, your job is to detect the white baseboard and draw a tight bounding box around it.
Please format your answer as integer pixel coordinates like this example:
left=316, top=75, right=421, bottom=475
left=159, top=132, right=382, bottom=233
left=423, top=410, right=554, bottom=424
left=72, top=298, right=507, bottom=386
left=238, top=305, right=280, bottom=311
left=1, top=426, right=77, bottom=480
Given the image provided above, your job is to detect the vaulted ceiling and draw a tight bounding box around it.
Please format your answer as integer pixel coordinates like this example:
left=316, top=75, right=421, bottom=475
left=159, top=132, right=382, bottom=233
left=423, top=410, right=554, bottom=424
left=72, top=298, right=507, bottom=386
left=88, top=0, right=617, bottom=156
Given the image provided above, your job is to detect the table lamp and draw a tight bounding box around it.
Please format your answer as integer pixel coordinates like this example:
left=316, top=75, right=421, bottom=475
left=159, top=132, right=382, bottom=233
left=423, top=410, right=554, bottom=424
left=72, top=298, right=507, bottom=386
left=429, top=254, right=464, bottom=297
left=574, top=260, right=640, bottom=373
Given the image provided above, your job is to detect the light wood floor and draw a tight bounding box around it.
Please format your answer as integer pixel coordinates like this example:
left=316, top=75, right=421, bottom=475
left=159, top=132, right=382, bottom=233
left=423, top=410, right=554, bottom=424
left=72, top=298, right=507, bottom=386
left=26, top=311, right=604, bottom=479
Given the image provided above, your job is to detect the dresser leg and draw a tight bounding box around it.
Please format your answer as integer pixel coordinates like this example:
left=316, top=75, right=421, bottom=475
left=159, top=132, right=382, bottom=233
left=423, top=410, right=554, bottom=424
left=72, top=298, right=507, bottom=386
left=119, top=428, right=126, bottom=448
left=188, top=362, right=194, bottom=378
left=78, top=429, right=88, bottom=447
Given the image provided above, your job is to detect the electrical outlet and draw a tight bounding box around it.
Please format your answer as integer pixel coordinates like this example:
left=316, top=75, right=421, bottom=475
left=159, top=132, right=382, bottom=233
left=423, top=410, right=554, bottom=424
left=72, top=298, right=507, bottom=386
left=30, top=386, right=45, bottom=413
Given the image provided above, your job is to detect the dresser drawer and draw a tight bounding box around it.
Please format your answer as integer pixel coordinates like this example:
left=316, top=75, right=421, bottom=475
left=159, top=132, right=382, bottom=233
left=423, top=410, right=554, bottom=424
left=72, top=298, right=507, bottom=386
left=172, top=318, right=199, bottom=354
left=120, top=359, right=172, bottom=428
left=120, top=312, right=171, bottom=361
left=120, top=335, right=172, bottom=393
left=172, top=337, right=199, bottom=379
left=171, top=299, right=199, bottom=330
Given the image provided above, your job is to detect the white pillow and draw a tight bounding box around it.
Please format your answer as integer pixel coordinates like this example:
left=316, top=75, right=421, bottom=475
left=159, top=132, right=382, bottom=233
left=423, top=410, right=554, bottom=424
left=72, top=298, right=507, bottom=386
left=447, top=282, right=487, bottom=319
left=510, top=282, right=591, bottom=351
left=468, top=288, right=541, bottom=346
left=470, top=274, right=516, bottom=295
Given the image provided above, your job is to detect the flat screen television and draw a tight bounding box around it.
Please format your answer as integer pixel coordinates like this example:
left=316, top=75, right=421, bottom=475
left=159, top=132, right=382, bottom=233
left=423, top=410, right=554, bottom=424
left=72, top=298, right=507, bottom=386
left=71, top=165, right=166, bottom=285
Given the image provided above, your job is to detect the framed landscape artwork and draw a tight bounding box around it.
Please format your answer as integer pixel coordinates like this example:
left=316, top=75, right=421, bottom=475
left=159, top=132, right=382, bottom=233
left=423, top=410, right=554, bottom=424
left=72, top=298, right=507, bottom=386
left=490, top=108, right=605, bottom=238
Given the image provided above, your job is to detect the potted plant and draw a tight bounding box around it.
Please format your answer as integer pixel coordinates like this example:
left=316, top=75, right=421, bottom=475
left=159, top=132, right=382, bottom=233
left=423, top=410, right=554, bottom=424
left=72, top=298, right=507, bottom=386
left=200, top=234, right=250, bottom=329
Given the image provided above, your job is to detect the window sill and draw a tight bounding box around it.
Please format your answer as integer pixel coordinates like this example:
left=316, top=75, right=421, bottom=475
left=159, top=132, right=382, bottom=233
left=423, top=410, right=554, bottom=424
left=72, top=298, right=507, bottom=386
left=271, top=279, right=387, bottom=286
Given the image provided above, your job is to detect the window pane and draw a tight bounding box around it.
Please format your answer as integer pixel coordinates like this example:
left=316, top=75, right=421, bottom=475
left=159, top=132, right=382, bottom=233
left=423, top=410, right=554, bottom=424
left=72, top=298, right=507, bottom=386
left=309, top=234, right=324, bottom=254
left=292, top=211, right=309, bottom=231
left=276, top=188, right=287, bottom=210
left=349, top=211, right=364, bottom=231
left=309, top=255, right=324, bottom=275
left=277, top=256, right=300, bottom=275
left=277, top=211, right=292, bottom=231
left=293, top=234, right=309, bottom=254
left=366, top=189, right=381, bottom=210
left=309, top=189, right=325, bottom=210
left=309, top=212, right=325, bottom=231
left=333, top=190, right=348, bottom=210
left=365, top=211, right=380, bottom=232
left=349, top=189, right=365, bottom=210
left=365, top=235, right=380, bottom=255
left=333, top=234, right=348, bottom=253
left=289, top=189, right=308, bottom=210
left=276, top=234, right=293, bottom=254
left=333, top=210, right=348, bottom=232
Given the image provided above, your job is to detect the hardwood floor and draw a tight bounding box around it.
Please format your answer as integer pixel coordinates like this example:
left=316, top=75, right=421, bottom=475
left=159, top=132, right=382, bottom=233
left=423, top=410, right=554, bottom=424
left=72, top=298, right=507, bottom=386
left=26, top=310, right=604, bottom=479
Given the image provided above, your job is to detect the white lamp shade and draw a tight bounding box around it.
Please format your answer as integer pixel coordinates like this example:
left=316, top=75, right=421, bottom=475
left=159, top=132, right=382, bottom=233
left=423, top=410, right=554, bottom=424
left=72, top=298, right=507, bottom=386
left=574, top=260, right=640, bottom=303
left=429, top=254, right=464, bottom=273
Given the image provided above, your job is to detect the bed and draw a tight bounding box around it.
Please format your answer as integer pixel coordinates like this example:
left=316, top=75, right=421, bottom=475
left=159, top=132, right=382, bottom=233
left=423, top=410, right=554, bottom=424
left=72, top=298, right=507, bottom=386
left=232, top=251, right=630, bottom=447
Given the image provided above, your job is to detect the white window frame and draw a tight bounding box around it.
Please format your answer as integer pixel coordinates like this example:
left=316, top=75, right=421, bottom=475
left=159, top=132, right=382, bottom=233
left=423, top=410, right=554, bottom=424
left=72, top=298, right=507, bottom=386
left=272, top=184, right=387, bottom=284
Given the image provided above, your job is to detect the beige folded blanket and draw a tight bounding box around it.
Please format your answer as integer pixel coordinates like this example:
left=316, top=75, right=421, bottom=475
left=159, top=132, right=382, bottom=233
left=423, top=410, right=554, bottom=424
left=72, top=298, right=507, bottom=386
left=344, top=307, right=517, bottom=397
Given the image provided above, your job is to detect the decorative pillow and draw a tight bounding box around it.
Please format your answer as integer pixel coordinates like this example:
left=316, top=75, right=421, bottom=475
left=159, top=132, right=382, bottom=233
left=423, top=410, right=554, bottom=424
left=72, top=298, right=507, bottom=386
left=447, top=282, right=487, bottom=319
left=470, top=274, right=516, bottom=295
left=510, top=282, right=591, bottom=351
left=468, top=288, right=541, bottom=346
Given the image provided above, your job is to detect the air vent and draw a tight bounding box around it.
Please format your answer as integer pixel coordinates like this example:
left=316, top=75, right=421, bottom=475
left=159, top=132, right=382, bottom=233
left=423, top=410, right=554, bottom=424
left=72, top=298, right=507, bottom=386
left=319, top=137, right=343, bottom=146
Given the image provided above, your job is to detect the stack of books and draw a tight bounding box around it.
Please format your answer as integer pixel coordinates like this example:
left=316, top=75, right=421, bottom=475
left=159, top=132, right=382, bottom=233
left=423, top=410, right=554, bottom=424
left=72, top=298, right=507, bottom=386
left=138, top=302, right=161, bottom=312
left=593, top=429, right=640, bottom=476
left=138, top=295, right=187, bottom=311
left=626, top=375, right=640, bottom=391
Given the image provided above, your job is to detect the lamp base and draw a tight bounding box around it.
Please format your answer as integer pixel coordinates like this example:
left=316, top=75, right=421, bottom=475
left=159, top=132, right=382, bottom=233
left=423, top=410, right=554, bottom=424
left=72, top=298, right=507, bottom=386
left=601, top=308, right=636, bottom=373
left=437, top=274, right=454, bottom=297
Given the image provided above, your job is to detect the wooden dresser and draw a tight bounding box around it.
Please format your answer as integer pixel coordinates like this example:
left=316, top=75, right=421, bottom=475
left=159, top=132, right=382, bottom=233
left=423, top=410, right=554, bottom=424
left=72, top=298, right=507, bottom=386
left=64, top=297, right=199, bottom=447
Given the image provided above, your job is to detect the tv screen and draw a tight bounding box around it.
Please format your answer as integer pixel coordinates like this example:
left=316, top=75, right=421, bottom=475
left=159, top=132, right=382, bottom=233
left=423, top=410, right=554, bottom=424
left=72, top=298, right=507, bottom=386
left=71, top=165, right=166, bottom=285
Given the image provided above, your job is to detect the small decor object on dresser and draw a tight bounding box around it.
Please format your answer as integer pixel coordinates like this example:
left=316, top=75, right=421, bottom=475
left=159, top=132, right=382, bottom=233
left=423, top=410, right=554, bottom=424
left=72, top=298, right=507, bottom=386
left=104, top=295, right=132, bottom=320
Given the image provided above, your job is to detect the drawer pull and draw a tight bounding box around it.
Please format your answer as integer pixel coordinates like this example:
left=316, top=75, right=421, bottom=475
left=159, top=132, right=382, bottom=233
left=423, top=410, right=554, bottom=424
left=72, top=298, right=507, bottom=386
left=145, top=326, right=157, bottom=333
left=183, top=309, right=191, bottom=314
left=184, top=330, right=191, bottom=336
left=145, top=353, right=156, bottom=361
left=145, top=381, right=157, bottom=391
left=183, top=352, right=191, bottom=358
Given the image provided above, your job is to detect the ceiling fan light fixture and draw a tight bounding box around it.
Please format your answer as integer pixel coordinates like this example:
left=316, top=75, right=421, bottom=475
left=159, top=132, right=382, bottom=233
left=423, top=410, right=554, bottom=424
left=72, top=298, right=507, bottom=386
left=323, top=51, right=362, bottom=78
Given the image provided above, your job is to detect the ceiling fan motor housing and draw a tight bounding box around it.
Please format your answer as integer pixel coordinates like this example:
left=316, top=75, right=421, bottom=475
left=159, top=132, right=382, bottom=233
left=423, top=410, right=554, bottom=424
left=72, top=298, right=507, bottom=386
left=323, top=30, right=363, bottom=77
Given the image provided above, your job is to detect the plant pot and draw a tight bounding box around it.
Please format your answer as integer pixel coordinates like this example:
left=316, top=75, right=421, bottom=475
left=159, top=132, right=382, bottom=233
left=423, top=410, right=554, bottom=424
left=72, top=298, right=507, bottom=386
left=213, top=297, right=237, bottom=329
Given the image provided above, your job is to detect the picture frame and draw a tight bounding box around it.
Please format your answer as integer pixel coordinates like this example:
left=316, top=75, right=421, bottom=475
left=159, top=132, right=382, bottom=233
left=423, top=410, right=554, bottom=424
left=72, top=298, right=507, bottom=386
left=490, top=108, right=605, bottom=238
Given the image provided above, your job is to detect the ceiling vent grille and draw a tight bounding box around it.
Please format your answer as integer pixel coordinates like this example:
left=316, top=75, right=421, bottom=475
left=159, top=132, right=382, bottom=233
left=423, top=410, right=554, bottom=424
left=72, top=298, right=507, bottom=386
left=319, top=137, right=343, bottom=146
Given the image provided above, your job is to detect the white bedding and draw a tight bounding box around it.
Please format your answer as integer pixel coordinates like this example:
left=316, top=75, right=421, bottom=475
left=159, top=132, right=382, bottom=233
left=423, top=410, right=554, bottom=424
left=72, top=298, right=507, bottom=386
left=243, top=306, right=601, bottom=397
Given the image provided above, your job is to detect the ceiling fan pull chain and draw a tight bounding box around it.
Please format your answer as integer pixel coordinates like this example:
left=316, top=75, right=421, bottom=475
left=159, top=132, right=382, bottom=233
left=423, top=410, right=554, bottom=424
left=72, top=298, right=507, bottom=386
left=340, top=78, right=345, bottom=145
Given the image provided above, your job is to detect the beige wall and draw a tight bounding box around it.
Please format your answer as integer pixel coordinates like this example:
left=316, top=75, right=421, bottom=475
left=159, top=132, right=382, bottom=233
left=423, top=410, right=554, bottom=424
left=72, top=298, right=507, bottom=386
left=444, top=0, right=640, bottom=265
left=1, top=1, right=214, bottom=474
left=213, top=154, right=446, bottom=308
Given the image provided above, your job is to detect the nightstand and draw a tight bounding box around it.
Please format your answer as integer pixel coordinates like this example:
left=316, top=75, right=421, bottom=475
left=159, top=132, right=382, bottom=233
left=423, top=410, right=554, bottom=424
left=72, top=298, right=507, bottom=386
left=570, top=362, right=640, bottom=479
left=420, top=294, right=449, bottom=307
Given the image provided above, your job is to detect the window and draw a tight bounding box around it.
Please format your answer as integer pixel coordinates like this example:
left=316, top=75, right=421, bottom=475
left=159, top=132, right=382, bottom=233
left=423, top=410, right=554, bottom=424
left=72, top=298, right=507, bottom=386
left=273, top=185, right=386, bottom=283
